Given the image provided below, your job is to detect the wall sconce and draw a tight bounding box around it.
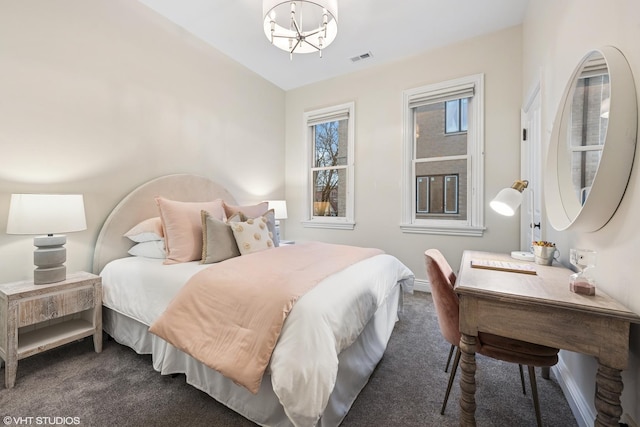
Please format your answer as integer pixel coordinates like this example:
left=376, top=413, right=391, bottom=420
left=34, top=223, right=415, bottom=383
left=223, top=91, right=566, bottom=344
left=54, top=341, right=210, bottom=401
left=490, top=180, right=538, bottom=261
left=7, top=194, right=87, bottom=284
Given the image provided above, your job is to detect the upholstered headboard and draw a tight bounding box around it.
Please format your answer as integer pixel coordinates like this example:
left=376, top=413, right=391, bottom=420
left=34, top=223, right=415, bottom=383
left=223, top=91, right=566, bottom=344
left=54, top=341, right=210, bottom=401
left=92, top=174, right=237, bottom=274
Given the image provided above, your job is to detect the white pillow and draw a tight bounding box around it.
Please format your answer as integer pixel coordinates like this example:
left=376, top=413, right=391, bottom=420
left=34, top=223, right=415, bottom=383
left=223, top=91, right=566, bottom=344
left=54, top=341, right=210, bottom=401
left=128, top=240, right=166, bottom=259
left=229, top=216, right=274, bottom=255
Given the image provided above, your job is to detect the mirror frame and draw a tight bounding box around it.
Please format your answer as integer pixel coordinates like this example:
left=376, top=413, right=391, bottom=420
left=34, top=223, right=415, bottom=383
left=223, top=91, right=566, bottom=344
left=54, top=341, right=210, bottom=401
left=545, top=46, right=638, bottom=232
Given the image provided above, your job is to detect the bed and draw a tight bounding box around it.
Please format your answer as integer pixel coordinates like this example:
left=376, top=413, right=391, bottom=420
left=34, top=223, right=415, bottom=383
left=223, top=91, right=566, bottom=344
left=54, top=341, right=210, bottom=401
left=93, top=174, right=414, bottom=427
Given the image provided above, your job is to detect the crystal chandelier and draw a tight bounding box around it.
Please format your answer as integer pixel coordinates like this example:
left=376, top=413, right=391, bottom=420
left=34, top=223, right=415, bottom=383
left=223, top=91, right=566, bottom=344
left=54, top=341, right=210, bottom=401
left=263, top=0, right=338, bottom=59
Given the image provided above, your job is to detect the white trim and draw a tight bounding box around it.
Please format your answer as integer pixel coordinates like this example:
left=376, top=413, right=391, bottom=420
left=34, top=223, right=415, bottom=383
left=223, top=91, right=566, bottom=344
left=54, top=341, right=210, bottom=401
left=412, top=278, right=430, bottom=293
left=401, top=74, right=485, bottom=235
left=300, top=219, right=355, bottom=230
left=551, top=354, right=594, bottom=427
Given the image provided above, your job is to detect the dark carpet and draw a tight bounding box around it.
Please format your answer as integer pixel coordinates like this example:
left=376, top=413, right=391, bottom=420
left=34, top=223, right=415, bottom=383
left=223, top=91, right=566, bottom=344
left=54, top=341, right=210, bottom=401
left=0, top=292, right=577, bottom=426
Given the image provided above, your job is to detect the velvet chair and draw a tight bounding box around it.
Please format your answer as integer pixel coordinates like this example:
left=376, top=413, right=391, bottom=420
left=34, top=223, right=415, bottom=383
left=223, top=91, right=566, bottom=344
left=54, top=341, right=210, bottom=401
left=425, top=249, right=559, bottom=427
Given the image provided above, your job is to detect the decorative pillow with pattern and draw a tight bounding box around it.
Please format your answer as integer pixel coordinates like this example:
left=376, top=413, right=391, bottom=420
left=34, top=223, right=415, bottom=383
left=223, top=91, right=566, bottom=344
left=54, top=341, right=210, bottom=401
left=229, top=216, right=274, bottom=255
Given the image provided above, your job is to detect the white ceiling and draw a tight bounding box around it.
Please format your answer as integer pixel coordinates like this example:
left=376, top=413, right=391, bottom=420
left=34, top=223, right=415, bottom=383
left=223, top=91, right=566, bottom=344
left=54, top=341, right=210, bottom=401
left=137, top=0, right=530, bottom=91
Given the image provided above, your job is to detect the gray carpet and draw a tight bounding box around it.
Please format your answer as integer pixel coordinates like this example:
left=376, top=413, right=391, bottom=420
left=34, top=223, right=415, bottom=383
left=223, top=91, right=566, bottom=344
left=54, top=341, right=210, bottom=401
left=0, top=292, right=577, bottom=426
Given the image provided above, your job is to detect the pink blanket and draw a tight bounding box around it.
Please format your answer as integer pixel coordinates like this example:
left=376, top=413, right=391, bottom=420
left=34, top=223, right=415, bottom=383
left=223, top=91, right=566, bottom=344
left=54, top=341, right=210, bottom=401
left=149, top=241, right=383, bottom=393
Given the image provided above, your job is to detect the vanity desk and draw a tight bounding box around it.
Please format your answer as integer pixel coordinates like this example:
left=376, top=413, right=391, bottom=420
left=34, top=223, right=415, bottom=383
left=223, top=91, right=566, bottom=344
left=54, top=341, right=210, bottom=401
left=455, top=250, right=640, bottom=427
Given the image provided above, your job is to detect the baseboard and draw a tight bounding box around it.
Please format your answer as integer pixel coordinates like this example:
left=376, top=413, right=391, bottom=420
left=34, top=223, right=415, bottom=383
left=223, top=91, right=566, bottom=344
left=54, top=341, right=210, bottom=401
left=413, top=278, right=430, bottom=293
left=552, top=354, right=595, bottom=427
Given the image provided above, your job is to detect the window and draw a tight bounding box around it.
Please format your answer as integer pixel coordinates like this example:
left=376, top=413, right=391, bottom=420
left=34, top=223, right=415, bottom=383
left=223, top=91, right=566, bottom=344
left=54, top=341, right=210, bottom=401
left=302, top=102, right=355, bottom=229
left=401, top=74, right=484, bottom=236
left=445, top=98, right=468, bottom=133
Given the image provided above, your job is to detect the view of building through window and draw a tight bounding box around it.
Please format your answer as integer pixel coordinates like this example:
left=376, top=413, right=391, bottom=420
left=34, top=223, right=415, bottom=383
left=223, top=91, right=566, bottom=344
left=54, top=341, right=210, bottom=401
left=414, top=99, right=469, bottom=220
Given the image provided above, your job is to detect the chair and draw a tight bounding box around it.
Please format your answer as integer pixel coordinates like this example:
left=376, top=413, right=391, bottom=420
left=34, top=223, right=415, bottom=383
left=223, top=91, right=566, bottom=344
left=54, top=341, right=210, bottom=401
left=425, top=249, right=559, bottom=427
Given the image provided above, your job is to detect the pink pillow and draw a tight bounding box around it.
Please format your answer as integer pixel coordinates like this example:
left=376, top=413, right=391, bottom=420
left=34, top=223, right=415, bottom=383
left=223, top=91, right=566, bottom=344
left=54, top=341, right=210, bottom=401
left=222, top=201, right=268, bottom=219
left=156, top=197, right=225, bottom=264
left=124, top=217, right=164, bottom=243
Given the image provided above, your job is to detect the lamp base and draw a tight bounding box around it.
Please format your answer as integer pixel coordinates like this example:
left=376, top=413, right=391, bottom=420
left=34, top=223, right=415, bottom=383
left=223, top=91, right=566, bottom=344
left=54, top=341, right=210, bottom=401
left=33, top=234, right=67, bottom=285
left=511, top=251, right=535, bottom=262
left=34, top=265, right=66, bottom=285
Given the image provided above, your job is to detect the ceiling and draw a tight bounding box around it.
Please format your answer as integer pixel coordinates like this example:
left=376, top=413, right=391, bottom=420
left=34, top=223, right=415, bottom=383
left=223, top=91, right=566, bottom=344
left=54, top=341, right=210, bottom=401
left=137, top=0, right=530, bottom=91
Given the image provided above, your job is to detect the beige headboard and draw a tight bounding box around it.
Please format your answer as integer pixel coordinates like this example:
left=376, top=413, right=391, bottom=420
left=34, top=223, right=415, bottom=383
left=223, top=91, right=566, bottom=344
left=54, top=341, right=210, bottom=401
left=92, top=174, right=237, bottom=274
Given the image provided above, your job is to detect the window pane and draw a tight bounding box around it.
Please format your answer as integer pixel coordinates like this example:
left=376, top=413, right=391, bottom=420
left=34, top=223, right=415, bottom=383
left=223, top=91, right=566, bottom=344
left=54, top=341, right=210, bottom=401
left=460, top=98, right=468, bottom=131
left=313, top=168, right=347, bottom=217
left=415, top=159, right=467, bottom=220
left=571, top=150, right=601, bottom=203
left=415, top=103, right=467, bottom=159
left=570, top=75, right=609, bottom=148
left=445, top=100, right=460, bottom=133
left=314, top=120, right=348, bottom=167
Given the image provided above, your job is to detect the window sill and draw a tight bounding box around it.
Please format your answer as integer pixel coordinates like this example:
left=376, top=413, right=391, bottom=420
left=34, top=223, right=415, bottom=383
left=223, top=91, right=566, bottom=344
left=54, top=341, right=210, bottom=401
left=400, top=223, right=485, bottom=237
left=301, top=220, right=356, bottom=230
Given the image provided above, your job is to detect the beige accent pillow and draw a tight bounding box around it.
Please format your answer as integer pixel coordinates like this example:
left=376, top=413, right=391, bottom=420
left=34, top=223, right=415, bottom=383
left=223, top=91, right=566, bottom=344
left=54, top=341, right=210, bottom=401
left=155, top=197, right=225, bottom=264
left=222, top=201, right=268, bottom=219
left=229, top=216, right=274, bottom=255
left=201, top=210, right=241, bottom=264
left=233, top=209, right=279, bottom=247
left=124, top=217, right=164, bottom=242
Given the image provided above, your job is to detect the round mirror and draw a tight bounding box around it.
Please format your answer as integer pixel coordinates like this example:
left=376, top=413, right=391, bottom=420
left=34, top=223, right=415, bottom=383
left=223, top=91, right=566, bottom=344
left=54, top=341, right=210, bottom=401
left=545, top=47, right=637, bottom=232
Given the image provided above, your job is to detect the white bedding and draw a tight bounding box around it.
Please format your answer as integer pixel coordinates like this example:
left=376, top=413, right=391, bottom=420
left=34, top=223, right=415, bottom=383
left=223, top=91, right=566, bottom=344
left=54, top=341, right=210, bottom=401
left=101, top=252, right=414, bottom=427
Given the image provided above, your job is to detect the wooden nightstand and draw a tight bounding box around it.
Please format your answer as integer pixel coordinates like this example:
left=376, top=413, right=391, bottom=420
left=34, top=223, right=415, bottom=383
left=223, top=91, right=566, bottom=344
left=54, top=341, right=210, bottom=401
left=0, top=271, right=102, bottom=388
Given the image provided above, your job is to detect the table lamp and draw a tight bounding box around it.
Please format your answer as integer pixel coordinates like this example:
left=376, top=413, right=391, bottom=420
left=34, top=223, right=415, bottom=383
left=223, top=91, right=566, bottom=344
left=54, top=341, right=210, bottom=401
left=268, top=200, right=288, bottom=241
left=7, top=194, right=87, bottom=284
left=490, top=180, right=536, bottom=262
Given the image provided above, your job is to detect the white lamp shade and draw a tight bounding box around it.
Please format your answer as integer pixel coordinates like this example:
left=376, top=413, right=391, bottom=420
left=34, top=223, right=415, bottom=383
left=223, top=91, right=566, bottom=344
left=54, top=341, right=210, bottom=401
left=268, top=200, right=288, bottom=220
left=490, top=188, right=523, bottom=217
left=7, top=194, right=87, bottom=235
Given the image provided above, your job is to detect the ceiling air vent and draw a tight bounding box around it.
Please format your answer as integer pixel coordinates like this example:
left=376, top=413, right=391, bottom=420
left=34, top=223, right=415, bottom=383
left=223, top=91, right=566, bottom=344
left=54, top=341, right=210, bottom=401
left=350, top=52, right=373, bottom=63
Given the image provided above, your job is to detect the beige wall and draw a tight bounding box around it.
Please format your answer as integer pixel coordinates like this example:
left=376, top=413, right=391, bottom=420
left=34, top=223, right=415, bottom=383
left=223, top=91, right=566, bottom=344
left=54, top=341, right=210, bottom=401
left=0, top=0, right=285, bottom=283
left=523, top=0, right=640, bottom=424
left=285, top=26, right=523, bottom=288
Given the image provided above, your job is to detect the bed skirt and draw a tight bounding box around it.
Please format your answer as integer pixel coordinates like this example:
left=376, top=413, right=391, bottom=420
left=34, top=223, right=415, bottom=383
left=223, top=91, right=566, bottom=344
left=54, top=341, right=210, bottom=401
left=102, top=283, right=403, bottom=427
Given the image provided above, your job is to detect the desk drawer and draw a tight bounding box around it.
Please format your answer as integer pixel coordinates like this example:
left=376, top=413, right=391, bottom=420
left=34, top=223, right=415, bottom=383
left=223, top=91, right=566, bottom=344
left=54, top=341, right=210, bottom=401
left=18, top=287, right=96, bottom=327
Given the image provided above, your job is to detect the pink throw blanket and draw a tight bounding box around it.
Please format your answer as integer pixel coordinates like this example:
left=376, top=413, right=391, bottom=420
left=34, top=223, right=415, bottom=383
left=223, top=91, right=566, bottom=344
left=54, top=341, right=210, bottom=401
left=149, top=241, right=383, bottom=393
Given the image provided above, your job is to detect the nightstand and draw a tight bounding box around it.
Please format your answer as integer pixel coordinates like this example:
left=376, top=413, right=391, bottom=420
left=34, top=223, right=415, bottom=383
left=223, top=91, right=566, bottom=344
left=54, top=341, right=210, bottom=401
left=0, top=272, right=102, bottom=388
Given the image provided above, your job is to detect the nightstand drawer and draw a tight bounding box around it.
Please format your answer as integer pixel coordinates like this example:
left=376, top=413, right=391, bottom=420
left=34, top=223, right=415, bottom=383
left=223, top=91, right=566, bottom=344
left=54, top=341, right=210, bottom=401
left=18, top=287, right=95, bottom=327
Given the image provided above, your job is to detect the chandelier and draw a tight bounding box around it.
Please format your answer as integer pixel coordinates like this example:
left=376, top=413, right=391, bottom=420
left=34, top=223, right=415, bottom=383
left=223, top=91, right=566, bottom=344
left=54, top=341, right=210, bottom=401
left=263, top=0, right=338, bottom=59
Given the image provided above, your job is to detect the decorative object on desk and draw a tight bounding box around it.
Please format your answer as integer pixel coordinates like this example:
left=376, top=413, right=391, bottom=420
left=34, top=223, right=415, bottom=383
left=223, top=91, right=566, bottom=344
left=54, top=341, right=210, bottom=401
left=268, top=200, right=288, bottom=241
left=490, top=179, right=540, bottom=262
left=532, top=241, right=559, bottom=266
left=569, top=248, right=597, bottom=296
left=263, top=0, right=338, bottom=59
left=6, top=194, right=87, bottom=285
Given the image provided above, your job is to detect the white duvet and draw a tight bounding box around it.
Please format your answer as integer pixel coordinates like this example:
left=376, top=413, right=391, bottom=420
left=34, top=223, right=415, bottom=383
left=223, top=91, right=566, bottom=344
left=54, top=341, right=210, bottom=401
left=101, top=251, right=414, bottom=427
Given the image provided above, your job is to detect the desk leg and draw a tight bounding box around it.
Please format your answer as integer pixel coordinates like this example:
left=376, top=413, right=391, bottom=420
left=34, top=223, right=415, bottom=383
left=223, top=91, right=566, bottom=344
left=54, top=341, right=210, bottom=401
left=459, top=333, right=477, bottom=426
left=594, top=364, right=624, bottom=427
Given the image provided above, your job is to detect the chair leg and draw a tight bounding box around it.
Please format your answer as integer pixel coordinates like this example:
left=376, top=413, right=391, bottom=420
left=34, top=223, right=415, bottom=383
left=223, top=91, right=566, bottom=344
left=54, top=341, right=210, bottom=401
left=445, top=344, right=455, bottom=372
left=441, top=346, right=461, bottom=415
left=519, top=364, right=526, bottom=394
left=528, top=366, right=543, bottom=427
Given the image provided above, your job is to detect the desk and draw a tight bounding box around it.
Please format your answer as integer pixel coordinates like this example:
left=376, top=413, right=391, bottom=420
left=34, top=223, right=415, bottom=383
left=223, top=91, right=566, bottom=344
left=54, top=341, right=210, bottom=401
left=455, top=250, right=640, bottom=427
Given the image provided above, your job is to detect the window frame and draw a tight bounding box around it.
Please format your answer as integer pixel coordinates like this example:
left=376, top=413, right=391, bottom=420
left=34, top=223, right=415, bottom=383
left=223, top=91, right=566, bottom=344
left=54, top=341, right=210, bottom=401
left=302, top=101, right=355, bottom=230
left=401, top=74, right=485, bottom=236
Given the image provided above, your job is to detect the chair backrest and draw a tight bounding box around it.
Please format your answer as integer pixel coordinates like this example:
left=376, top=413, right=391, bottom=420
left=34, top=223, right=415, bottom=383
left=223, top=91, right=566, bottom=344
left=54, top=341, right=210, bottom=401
left=425, top=249, right=461, bottom=347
